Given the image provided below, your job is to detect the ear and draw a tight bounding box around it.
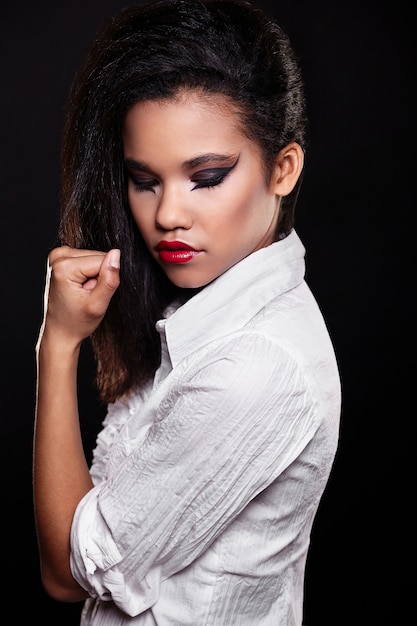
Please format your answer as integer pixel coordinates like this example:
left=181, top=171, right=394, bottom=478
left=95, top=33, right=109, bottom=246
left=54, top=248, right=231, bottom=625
left=270, top=142, right=304, bottom=196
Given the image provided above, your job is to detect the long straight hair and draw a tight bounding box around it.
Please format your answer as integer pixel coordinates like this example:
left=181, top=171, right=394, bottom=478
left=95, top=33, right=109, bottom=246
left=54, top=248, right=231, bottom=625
left=59, top=0, right=307, bottom=403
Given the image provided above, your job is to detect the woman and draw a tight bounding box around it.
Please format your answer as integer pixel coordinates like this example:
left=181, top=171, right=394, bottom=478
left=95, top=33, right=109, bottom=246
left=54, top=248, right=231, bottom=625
left=33, top=0, right=341, bottom=624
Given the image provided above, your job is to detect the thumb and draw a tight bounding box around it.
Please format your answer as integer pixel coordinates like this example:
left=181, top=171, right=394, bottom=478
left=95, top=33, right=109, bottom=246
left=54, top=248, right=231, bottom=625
left=82, top=249, right=121, bottom=292
left=107, top=249, right=121, bottom=271
left=98, top=248, right=121, bottom=295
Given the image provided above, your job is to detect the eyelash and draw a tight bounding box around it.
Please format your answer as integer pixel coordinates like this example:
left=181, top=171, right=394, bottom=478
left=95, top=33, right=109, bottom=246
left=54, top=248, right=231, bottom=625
left=191, top=167, right=234, bottom=190
left=128, top=165, right=235, bottom=193
left=130, top=177, right=158, bottom=193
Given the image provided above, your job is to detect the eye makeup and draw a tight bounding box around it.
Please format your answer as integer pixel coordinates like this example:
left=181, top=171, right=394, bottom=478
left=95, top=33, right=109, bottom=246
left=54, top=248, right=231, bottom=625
left=124, top=154, right=240, bottom=193
left=191, top=157, right=239, bottom=190
left=128, top=174, right=159, bottom=193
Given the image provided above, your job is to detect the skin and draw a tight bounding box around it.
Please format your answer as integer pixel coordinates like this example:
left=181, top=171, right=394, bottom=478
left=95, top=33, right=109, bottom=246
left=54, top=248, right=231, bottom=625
left=33, top=88, right=303, bottom=602
left=124, top=90, right=303, bottom=288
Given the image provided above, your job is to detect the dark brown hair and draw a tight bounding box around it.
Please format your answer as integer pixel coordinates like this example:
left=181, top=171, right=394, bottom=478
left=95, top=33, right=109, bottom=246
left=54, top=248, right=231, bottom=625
left=59, top=0, right=307, bottom=403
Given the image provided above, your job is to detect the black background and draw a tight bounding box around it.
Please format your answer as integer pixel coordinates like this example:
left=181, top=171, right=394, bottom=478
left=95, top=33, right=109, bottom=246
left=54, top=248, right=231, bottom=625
left=1, top=1, right=414, bottom=624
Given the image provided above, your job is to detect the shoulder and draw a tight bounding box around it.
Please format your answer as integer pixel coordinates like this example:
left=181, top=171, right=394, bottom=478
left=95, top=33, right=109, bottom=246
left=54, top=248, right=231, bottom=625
left=172, top=324, right=339, bottom=427
left=177, top=330, right=309, bottom=403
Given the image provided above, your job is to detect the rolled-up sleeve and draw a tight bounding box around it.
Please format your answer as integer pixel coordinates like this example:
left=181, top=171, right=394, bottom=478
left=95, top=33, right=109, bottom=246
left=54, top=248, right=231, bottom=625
left=70, top=331, right=319, bottom=616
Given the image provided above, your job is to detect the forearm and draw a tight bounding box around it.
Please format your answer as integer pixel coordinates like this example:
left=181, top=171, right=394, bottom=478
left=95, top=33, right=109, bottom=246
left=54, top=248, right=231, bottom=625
left=33, top=331, right=93, bottom=602
left=33, top=246, right=120, bottom=601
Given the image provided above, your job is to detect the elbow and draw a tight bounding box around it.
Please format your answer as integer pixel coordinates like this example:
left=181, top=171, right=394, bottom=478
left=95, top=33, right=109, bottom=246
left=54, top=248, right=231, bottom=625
left=41, top=568, right=89, bottom=603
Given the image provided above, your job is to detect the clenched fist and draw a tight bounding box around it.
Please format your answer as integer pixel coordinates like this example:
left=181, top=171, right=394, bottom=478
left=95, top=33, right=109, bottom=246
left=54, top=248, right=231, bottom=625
left=37, top=246, right=121, bottom=351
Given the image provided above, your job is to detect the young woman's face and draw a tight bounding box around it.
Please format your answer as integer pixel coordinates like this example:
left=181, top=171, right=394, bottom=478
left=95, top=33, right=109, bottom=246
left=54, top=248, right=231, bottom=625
left=123, top=90, right=280, bottom=288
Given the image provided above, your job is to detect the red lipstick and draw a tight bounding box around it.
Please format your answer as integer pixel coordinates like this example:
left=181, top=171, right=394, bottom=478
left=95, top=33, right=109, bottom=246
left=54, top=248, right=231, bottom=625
left=156, top=240, right=200, bottom=264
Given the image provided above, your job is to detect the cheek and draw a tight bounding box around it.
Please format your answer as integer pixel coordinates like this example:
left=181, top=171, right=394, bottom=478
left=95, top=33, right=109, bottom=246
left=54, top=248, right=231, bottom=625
left=128, top=193, right=149, bottom=231
left=129, top=210, right=150, bottom=246
left=222, top=182, right=266, bottom=225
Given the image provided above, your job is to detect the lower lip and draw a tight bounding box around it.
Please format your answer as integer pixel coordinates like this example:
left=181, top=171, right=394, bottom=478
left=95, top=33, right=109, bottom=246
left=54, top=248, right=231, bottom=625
left=159, top=250, right=200, bottom=264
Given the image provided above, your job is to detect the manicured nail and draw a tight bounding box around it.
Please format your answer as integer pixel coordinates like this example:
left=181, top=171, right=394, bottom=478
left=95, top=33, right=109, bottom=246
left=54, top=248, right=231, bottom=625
left=109, top=249, right=120, bottom=269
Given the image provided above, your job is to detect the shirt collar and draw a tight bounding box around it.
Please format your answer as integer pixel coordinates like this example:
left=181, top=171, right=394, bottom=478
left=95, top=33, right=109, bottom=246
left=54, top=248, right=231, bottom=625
left=156, top=229, right=306, bottom=368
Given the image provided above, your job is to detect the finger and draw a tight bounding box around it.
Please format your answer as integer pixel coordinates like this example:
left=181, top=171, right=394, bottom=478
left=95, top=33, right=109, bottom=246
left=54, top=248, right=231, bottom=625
left=51, top=252, right=108, bottom=289
left=49, top=246, right=107, bottom=264
left=82, top=278, right=98, bottom=291
left=95, top=249, right=121, bottom=295
left=81, top=251, right=119, bottom=292
left=107, top=249, right=121, bottom=270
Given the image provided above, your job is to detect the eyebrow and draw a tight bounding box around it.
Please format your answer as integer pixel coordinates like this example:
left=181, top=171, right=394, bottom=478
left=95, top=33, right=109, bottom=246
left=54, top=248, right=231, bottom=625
left=183, top=153, right=238, bottom=169
left=124, top=153, right=238, bottom=172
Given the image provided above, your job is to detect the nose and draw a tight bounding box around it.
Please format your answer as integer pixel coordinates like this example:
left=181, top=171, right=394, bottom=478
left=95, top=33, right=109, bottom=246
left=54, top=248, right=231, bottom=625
left=155, top=185, right=193, bottom=231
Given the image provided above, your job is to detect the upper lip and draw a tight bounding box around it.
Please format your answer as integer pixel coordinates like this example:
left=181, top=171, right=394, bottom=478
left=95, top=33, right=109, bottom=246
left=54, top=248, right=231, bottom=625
left=156, top=240, right=198, bottom=251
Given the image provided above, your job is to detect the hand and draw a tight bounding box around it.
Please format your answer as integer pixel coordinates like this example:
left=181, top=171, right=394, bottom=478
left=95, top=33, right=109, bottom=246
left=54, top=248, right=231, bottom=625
left=37, top=246, right=121, bottom=349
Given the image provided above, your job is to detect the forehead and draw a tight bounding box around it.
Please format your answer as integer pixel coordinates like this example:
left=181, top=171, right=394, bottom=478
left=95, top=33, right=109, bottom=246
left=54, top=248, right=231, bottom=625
left=124, top=89, right=247, bottom=143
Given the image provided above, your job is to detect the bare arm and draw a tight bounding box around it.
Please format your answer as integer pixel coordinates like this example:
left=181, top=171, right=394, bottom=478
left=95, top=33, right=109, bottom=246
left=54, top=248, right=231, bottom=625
left=33, top=246, right=120, bottom=602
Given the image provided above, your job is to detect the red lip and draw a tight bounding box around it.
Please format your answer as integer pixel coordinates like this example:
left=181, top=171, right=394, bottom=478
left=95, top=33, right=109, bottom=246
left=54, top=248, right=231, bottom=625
left=156, top=240, right=197, bottom=251
left=156, top=240, right=200, bottom=264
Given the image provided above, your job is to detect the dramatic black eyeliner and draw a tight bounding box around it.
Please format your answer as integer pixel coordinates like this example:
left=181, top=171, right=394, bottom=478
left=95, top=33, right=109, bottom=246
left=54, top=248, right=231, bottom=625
left=191, top=157, right=239, bottom=190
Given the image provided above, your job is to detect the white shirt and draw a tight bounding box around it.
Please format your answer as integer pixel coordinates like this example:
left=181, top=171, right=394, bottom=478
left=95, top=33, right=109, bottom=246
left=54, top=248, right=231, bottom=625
left=70, top=230, right=341, bottom=625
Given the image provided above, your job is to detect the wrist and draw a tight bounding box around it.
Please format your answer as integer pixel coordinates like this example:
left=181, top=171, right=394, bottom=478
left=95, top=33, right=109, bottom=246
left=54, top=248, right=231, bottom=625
left=36, top=327, right=83, bottom=362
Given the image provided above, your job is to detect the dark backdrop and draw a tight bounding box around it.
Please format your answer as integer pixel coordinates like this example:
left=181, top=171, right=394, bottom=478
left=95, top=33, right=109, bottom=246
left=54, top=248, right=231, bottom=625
left=1, top=1, right=414, bottom=624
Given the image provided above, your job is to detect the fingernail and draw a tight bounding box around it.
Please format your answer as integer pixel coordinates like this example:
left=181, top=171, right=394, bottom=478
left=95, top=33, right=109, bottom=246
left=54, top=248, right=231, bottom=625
left=109, top=249, right=120, bottom=269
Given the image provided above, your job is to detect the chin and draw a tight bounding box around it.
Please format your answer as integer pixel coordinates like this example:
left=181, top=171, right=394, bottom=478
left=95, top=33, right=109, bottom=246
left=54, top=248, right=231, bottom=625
left=165, top=270, right=215, bottom=290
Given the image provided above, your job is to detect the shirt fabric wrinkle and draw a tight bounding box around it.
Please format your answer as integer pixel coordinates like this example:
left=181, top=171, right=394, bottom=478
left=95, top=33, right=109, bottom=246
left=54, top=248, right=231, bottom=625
left=70, top=229, right=341, bottom=625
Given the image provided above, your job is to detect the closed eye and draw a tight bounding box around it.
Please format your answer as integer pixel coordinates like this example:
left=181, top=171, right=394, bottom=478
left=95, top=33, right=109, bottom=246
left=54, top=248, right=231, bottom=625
left=127, top=171, right=159, bottom=193
left=191, top=158, right=239, bottom=190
